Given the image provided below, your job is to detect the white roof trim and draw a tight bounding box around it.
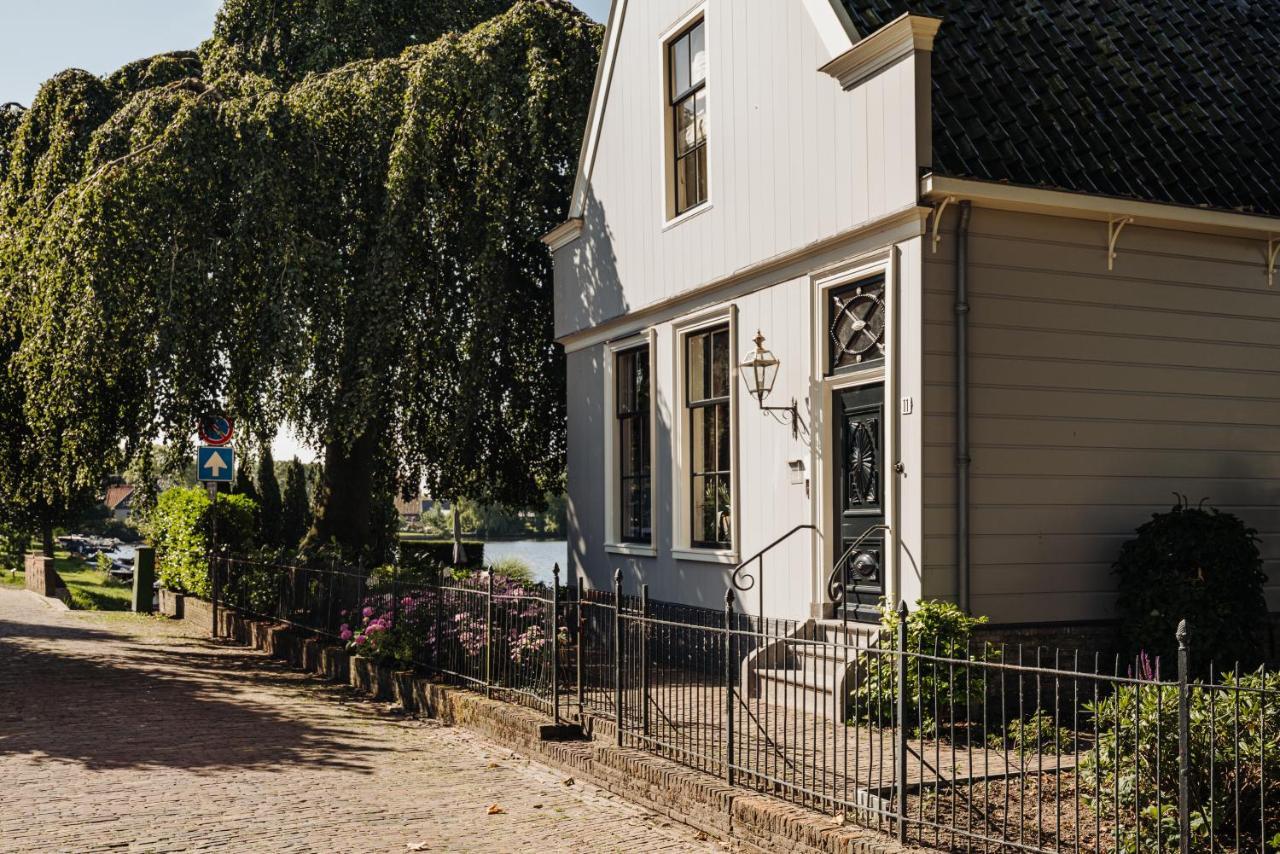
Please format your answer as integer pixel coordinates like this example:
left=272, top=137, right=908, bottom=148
left=802, top=0, right=859, bottom=59
left=542, top=217, right=583, bottom=251
left=820, top=13, right=942, bottom=90
left=922, top=174, right=1280, bottom=240
left=566, top=0, right=628, bottom=220
left=562, top=0, right=861, bottom=223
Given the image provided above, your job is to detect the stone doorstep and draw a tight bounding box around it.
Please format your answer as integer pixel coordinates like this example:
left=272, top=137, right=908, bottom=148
left=202, top=609, right=920, bottom=854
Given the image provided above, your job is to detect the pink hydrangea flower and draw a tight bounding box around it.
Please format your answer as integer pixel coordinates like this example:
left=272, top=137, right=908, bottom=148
left=362, top=606, right=374, bottom=618
left=340, top=628, right=353, bottom=641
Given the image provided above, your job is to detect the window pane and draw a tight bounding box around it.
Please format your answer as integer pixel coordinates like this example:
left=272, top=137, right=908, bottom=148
left=687, top=331, right=706, bottom=402
left=695, top=145, right=708, bottom=208
left=693, top=89, right=708, bottom=146
left=710, top=328, right=729, bottom=398
left=622, top=477, right=651, bottom=542
left=715, top=402, right=730, bottom=472
left=715, top=474, right=732, bottom=546
left=617, top=346, right=650, bottom=415
left=676, top=96, right=697, bottom=156
left=636, top=352, right=649, bottom=412
left=620, top=418, right=640, bottom=476
left=692, top=474, right=731, bottom=547
left=671, top=34, right=690, bottom=99
left=694, top=405, right=720, bottom=473
left=616, top=350, right=634, bottom=413
left=692, top=475, right=714, bottom=544
left=690, top=22, right=706, bottom=87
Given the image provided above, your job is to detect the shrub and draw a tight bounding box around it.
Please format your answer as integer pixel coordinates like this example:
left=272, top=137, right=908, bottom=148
left=850, top=599, right=996, bottom=738
left=95, top=552, right=113, bottom=578
left=1081, top=667, right=1280, bottom=851
left=487, top=556, right=535, bottom=585
left=146, top=487, right=258, bottom=598
left=988, top=710, right=1074, bottom=756
left=399, top=539, right=485, bottom=572
left=1114, top=499, right=1266, bottom=670
left=339, top=571, right=563, bottom=671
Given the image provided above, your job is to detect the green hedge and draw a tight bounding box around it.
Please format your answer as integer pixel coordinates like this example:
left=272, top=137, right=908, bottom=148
left=399, top=539, right=485, bottom=572
left=146, top=487, right=258, bottom=598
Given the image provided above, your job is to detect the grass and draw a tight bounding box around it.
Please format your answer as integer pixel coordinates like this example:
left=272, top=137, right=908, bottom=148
left=0, top=550, right=134, bottom=611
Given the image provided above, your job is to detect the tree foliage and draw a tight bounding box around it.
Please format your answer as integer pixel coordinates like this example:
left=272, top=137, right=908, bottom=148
left=280, top=456, right=311, bottom=550
left=255, top=445, right=283, bottom=547
left=145, top=486, right=258, bottom=597
left=0, top=0, right=600, bottom=558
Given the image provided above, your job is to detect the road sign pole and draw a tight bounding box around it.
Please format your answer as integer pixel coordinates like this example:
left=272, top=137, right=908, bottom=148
left=208, top=481, right=219, bottom=639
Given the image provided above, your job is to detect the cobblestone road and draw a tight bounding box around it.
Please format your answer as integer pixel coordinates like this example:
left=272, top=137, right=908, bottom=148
left=0, top=588, right=721, bottom=853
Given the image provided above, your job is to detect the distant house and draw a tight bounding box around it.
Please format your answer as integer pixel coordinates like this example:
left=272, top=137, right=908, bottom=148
left=547, top=0, right=1280, bottom=628
left=103, top=485, right=135, bottom=521
left=395, top=495, right=428, bottom=523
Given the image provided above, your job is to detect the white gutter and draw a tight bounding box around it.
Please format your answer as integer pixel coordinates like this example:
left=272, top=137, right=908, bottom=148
left=922, top=174, right=1280, bottom=242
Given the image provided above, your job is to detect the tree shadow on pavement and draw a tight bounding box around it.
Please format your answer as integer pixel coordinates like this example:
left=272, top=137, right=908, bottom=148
left=0, top=616, right=383, bottom=774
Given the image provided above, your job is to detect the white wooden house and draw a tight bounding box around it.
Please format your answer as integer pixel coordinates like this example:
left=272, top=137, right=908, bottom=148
left=546, top=0, right=1280, bottom=630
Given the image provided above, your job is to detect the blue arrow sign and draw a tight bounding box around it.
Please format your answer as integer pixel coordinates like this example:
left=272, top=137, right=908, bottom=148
left=198, top=446, right=234, bottom=483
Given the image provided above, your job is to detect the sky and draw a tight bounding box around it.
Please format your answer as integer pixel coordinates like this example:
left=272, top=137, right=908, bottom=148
left=2, top=0, right=608, bottom=464
left=0, top=0, right=610, bottom=107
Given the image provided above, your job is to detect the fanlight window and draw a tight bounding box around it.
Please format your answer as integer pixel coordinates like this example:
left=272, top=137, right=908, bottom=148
left=829, top=278, right=887, bottom=373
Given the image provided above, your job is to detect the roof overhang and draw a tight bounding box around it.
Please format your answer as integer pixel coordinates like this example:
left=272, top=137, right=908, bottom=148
left=820, top=13, right=942, bottom=90
left=922, top=174, right=1280, bottom=242
left=542, top=217, right=583, bottom=252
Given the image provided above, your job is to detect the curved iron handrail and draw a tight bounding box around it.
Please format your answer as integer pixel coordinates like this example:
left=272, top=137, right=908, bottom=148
left=825, top=523, right=892, bottom=605
left=730, top=524, right=816, bottom=594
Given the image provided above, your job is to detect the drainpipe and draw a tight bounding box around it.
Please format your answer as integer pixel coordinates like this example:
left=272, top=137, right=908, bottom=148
left=955, top=201, right=972, bottom=614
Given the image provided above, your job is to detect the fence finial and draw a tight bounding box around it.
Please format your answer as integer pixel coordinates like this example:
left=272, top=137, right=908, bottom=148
left=553, top=563, right=560, bottom=583
left=897, top=600, right=909, bottom=618
left=613, top=567, right=623, bottom=585
left=725, top=588, right=735, bottom=606
left=1176, top=619, right=1188, bottom=649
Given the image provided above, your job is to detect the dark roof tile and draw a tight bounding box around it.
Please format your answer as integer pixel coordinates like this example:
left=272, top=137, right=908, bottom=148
left=842, top=0, right=1280, bottom=215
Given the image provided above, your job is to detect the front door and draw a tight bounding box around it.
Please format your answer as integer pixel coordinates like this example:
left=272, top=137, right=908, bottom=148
left=834, top=383, right=885, bottom=622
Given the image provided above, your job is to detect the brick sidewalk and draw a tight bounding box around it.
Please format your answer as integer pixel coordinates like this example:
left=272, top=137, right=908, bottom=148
left=0, top=589, right=721, bottom=853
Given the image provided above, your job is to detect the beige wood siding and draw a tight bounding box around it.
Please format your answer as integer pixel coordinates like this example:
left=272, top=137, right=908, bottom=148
left=923, top=207, right=1280, bottom=624
left=554, top=0, right=923, bottom=340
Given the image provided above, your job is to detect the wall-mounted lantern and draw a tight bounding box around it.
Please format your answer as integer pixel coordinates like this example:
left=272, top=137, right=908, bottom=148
left=739, top=330, right=799, bottom=437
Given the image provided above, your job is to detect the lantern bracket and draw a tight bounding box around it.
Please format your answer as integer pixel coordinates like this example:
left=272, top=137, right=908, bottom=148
left=755, top=398, right=800, bottom=439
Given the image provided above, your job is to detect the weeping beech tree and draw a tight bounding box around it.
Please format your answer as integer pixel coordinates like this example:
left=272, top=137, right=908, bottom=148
left=0, top=0, right=598, bottom=559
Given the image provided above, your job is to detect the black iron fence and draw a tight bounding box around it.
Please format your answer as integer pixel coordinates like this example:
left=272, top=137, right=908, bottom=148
left=209, top=553, right=1280, bottom=853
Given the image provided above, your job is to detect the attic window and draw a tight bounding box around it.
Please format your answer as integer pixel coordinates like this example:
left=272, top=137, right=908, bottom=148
left=668, top=18, right=708, bottom=217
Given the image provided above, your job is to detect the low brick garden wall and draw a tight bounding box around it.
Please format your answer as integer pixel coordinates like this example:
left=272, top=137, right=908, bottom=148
left=186, top=605, right=914, bottom=854
left=24, top=553, right=66, bottom=600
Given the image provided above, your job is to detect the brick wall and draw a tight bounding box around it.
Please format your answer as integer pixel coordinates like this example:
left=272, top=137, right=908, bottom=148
left=24, top=554, right=63, bottom=599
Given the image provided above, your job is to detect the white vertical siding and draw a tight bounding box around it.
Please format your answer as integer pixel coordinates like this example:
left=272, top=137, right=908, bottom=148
left=922, top=208, right=1280, bottom=624
left=569, top=276, right=815, bottom=619
left=554, top=0, right=922, bottom=339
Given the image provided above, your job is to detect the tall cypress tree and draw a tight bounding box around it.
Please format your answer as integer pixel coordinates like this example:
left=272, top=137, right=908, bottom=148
left=234, top=453, right=259, bottom=504
left=280, top=457, right=311, bottom=551
left=256, top=445, right=283, bottom=547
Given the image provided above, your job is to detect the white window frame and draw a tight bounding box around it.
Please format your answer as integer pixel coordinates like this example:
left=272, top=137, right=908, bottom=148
left=671, top=304, right=738, bottom=563
left=809, top=248, right=901, bottom=612
left=660, top=5, right=712, bottom=227
left=604, top=330, right=659, bottom=557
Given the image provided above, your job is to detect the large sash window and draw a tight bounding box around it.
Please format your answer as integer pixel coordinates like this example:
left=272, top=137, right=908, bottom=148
left=687, top=325, right=731, bottom=548
left=616, top=345, right=651, bottom=543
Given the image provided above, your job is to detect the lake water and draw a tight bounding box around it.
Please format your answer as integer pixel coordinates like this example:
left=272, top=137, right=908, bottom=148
left=483, top=540, right=568, bottom=585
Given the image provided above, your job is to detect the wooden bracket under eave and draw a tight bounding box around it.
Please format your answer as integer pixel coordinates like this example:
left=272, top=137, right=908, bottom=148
left=1107, top=215, right=1134, bottom=271
left=1268, top=236, right=1279, bottom=288
left=930, top=196, right=956, bottom=253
